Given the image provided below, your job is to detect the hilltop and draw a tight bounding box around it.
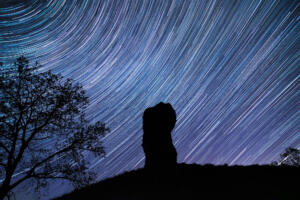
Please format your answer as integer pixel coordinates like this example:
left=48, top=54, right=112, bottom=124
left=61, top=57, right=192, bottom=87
left=55, top=163, right=299, bottom=200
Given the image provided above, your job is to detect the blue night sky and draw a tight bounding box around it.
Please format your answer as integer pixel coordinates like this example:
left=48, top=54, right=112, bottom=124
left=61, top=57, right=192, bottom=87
left=0, top=0, right=299, bottom=199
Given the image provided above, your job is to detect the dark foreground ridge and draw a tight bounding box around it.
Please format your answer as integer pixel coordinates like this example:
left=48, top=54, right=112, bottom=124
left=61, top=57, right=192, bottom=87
left=55, top=103, right=299, bottom=199
left=55, top=164, right=299, bottom=200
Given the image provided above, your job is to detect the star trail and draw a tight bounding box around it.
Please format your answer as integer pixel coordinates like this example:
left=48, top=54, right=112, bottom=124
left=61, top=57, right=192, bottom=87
left=0, top=0, right=299, bottom=199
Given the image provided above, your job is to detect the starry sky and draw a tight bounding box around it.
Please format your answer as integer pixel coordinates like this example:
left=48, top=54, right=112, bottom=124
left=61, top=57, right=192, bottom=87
left=0, top=0, right=300, bottom=199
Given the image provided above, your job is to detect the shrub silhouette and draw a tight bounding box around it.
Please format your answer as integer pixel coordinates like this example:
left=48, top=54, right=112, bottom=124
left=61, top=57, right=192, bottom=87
left=279, top=147, right=300, bottom=166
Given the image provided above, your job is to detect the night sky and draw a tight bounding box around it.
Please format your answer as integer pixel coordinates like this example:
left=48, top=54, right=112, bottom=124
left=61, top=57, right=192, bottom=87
left=0, top=0, right=299, bottom=199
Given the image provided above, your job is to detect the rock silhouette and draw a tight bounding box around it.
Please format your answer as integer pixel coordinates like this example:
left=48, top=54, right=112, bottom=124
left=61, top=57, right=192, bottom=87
left=142, top=102, right=177, bottom=170
left=55, top=103, right=300, bottom=200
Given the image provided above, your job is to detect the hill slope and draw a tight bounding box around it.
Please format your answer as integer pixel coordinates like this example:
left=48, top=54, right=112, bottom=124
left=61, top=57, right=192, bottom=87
left=55, top=164, right=299, bottom=200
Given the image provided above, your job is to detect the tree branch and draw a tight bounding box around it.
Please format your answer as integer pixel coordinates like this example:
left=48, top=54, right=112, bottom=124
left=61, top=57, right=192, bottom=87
left=9, top=145, right=73, bottom=190
left=0, top=142, right=9, bottom=154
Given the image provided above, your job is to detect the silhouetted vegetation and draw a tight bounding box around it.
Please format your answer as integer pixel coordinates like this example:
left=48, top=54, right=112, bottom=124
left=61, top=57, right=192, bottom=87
left=279, top=147, right=300, bottom=166
left=0, top=57, right=109, bottom=199
left=270, top=147, right=300, bottom=167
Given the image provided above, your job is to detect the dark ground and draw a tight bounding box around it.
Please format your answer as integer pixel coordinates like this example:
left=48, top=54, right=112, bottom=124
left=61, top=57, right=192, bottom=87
left=54, top=163, right=299, bottom=200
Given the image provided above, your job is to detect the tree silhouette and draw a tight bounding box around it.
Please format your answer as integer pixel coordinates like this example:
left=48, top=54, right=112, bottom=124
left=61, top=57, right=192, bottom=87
left=278, top=147, right=300, bottom=166
left=0, top=56, right=109, bottom=199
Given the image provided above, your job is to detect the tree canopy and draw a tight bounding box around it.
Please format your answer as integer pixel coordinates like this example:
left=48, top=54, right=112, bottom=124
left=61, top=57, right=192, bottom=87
left=0, top=56, right=109, bottom=199
left=278, top=147, right=300, bottom=166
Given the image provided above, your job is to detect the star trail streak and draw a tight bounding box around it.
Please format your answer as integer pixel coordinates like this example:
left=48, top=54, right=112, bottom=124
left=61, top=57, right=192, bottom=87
left=0, top=0, right=299, bottom=199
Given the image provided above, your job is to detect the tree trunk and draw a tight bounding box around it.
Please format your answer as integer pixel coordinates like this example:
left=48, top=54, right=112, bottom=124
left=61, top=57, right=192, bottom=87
left=0, top=173, right=13, bottom=200
left=0, top=185, right=10, bottom=200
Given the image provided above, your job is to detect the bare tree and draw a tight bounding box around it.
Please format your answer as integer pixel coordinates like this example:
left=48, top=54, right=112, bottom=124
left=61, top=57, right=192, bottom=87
left=278, top=147, right=300, bottom=166
left=0, top=56, right=109, bottom=199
